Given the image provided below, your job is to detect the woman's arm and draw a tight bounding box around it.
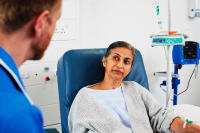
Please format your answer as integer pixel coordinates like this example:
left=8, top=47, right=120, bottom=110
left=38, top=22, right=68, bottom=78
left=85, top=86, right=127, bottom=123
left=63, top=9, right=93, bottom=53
left=137, top=85, right=178, bottom=132
left=170, top=117, right=200, bottom=133
left=141, top=88, right=200, bottom=133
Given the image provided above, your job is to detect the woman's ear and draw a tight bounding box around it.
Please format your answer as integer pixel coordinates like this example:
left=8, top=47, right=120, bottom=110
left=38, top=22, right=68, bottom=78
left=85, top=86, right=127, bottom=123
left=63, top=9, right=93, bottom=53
left=102, top=56, right=106, bottom=67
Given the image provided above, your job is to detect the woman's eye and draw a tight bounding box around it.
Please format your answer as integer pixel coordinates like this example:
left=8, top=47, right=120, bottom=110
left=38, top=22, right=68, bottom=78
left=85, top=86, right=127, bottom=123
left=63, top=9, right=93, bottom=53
left=124, top=59, right=130, bottom=65
left=113, top=56, right=119, bottom=61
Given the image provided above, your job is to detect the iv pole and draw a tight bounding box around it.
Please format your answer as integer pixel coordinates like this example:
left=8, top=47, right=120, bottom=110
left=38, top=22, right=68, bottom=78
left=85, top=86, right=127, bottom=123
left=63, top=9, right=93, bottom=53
left=166, top=0, right=172, bottom=107
left=152, top=0, right=187, bottom=107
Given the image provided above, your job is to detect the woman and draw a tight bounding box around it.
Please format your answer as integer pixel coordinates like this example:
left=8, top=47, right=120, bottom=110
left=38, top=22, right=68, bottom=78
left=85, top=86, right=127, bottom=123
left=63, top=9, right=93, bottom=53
left=68, top=41, right=200, bottom=133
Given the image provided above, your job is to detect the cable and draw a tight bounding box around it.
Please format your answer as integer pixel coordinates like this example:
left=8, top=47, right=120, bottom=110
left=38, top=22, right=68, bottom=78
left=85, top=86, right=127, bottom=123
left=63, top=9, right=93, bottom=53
left=178, top=64, right=197, bottom=96
left=44, top=122, right=61, bottom=128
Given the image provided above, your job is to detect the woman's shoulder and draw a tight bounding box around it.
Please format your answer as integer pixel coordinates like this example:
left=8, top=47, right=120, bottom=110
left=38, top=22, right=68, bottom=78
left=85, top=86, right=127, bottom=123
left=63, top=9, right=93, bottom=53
left=122, top=81, right=148, bottom=93
left=70, top=87, right=92, bottom=112
left=74, top=86, right=88, bottom=99
left=74, top=83, right=100, bottom=101
left=122, top=81, right=143, bottom=88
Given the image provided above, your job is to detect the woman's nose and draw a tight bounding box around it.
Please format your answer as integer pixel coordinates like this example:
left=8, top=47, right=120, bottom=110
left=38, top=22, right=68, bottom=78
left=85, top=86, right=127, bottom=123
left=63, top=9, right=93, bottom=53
left=116, top=60, right=124, bottom=68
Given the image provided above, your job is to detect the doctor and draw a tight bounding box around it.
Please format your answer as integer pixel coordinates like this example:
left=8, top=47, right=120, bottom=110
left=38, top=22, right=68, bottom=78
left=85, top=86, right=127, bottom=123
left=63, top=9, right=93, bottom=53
left=0, top=0, right=62, bottom=132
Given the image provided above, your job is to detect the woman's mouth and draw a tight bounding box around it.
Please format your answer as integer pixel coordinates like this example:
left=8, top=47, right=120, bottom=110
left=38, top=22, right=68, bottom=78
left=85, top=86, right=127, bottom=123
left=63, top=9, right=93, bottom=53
left=112, top=69, right=123, bottom=75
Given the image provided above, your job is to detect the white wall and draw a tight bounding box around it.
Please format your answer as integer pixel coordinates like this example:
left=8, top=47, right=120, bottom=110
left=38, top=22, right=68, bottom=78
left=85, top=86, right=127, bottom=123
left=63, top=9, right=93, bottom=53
left=20, top=0, right=200, bottom=126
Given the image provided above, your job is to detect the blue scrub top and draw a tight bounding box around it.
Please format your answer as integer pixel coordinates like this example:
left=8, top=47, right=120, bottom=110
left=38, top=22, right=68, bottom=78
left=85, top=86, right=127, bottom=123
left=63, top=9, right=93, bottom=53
left=0, top=46, right=45, bottom=133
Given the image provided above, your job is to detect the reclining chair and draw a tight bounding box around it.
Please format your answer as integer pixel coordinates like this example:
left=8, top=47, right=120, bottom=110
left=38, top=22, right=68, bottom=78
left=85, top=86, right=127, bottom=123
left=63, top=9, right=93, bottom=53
left=57, top=48, right=149, bottom=133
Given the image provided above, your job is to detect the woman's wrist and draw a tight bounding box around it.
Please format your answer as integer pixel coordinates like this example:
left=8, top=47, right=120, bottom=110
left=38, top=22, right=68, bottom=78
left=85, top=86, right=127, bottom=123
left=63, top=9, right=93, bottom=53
left=184, top=122, right=193, bottom=132
left=183, top=119, right=193, bottom=132
left=184, top=122, right=200, bottom=133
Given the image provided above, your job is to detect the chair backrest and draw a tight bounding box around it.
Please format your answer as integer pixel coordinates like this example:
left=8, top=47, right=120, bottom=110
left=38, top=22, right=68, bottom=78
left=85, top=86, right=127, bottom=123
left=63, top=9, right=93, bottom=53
left=57, top=48, right=149, bottom=133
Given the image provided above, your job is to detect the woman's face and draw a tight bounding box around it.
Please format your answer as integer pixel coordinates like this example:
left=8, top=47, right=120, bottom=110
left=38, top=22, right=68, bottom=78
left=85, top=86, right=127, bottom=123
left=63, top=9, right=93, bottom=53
left=102, top=47, right=134, bottom=81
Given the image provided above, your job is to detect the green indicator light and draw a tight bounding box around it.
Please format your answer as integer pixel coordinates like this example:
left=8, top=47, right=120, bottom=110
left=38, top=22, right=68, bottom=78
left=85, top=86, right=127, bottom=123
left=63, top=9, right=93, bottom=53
left=158, top=21, right=162, bottom=24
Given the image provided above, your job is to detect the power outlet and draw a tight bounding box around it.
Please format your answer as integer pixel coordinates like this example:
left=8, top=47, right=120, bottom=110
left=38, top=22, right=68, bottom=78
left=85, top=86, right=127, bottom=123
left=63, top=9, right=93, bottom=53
left=51, top=19, right=76, bottom=41
left=20, top=63, right=57, bottom=86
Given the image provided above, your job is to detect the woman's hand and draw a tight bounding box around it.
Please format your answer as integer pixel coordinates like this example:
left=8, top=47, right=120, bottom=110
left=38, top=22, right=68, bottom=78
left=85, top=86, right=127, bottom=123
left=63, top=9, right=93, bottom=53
left=186, top=123, right=200, bottom=133
left=170, top=117, right=200, bottom=133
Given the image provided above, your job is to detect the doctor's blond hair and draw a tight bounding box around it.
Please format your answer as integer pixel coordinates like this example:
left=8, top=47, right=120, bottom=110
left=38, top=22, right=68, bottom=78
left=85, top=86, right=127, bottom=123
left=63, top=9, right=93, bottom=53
left=0, top=0, right=61, bottom=33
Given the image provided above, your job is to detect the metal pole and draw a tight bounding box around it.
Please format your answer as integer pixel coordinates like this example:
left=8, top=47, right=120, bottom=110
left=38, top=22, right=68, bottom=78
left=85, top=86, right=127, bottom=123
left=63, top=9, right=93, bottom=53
left=166, top=0, right=172, bottom=107
left=168, top=0, right=171, bottom=32
left=166, top=46, right=172, bottom=107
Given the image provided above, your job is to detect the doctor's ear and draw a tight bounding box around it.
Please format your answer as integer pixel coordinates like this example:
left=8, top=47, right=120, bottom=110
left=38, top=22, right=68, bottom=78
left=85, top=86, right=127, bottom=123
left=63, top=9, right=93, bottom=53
left=32, top=10, right=50, bottom=37
left=102, top=57, right=107, bottom=67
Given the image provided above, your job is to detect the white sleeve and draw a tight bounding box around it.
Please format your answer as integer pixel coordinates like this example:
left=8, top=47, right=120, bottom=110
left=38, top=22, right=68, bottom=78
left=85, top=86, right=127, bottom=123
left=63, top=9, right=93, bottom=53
left=138, top=84, right=179, bottom=133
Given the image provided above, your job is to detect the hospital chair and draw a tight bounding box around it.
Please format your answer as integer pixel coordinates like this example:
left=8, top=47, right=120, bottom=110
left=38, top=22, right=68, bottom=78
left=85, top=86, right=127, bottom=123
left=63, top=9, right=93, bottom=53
left=57, top=48, right=149, bottom=133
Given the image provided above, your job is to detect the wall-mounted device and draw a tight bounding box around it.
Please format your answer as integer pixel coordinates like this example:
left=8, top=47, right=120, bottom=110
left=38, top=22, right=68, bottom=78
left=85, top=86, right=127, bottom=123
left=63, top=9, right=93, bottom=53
left=188, top=0, right=200, bottom=18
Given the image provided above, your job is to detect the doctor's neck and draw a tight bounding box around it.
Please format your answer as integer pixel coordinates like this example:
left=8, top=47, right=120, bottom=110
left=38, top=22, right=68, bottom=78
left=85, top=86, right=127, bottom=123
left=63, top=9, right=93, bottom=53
left=0, top=27, right=32, bottom=67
